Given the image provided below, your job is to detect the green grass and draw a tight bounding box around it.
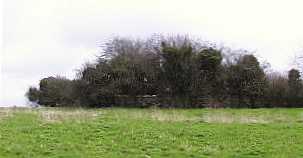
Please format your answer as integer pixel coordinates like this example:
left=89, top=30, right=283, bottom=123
left=0, top=108, right=303, bottom=158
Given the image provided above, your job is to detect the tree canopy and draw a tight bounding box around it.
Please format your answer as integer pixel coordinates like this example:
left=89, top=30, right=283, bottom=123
left=26, top=35, right=303, bottom=108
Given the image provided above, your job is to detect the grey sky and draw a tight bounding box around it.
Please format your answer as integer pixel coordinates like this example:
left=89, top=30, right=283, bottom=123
left=1, top=0, right=303, bottom=106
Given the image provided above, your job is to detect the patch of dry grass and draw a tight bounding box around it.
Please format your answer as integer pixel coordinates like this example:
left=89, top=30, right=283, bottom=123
left=38, top=109, right=102, bottom=123
left=149, top=110, right=199, bottom=122
left=200, top=110, right=302, bottom=124
left=201, top=113, right=269, bottom=123
left=0, top=107, right=34, bottom=120
left=298, top=112, right=303, bottom=123
left=2, top=107, right=302, bottom=124
left=109, top=108, right=303, bottom=124
left=1, top=108, right=102, bottom=123
left=0, top=108, right=14, bottom=120
left=110, top=108, right=200, bottom=122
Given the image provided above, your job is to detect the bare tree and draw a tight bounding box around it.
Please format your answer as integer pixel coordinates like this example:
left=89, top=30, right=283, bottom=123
left=294, top=48, right=303, bottom=75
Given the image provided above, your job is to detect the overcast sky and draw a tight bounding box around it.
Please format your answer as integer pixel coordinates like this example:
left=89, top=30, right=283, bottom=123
left=1, top=0, right=303, bottom=106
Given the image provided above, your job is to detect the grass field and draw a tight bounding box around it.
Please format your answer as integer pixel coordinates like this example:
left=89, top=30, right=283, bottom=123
left=0, top=108, right=303, bottom=158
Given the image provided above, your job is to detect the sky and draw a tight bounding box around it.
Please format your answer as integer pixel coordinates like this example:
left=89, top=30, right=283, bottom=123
left=1, top=0, right=303, bottom=106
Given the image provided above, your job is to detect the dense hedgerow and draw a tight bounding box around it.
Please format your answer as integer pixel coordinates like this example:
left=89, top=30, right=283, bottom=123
left=26, top=35, right=303, bottom=108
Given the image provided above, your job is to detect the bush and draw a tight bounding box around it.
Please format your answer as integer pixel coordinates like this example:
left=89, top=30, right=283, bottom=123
left=26, top=35, right=303, bottom=108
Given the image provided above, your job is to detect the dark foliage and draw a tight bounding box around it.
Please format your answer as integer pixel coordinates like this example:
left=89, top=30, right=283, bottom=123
left=26, top=35, right=303, bottom=108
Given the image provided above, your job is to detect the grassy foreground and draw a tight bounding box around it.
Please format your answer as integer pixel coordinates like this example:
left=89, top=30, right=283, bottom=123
left=0, top=108, right=302, bottom=158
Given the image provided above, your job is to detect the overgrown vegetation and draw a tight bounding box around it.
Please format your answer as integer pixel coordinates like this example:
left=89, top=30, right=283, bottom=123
left=26, top=35, right=303, bottom=108
left=0, top=108, right=303, bottom=158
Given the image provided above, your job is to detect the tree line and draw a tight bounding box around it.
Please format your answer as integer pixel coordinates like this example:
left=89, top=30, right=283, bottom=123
left=26, top=35, right=303, bottom=108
